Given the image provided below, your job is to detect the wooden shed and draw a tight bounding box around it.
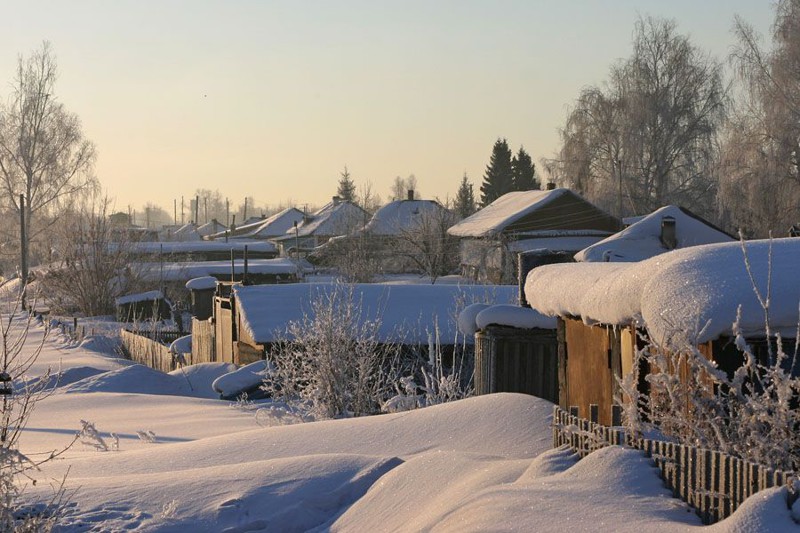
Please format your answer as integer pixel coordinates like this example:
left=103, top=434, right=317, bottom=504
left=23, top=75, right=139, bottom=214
left=474, top=325, right=558, bottom=403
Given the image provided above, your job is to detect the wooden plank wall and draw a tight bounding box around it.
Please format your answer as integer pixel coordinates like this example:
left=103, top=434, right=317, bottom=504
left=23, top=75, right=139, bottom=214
left=191, top=318, right=216, bottom=363
left=120, top=329, right=175, bottom=373
left=474, top=326, right=558, bottom=403
left=564, top=318, right=616, bottom=425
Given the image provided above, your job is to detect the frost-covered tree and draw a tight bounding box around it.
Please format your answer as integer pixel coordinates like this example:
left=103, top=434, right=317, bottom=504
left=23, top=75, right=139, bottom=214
left=479, top=138, right=514, bottom=206
left=336, top=166, right=356, bottom=202
left=718, top=0, right=800, bottom=236
left=550, top=17, right=724, bottom=218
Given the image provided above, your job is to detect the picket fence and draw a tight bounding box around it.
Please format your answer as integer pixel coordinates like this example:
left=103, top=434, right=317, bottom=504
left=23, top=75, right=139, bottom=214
left=552, top=405, right=797, bottom=525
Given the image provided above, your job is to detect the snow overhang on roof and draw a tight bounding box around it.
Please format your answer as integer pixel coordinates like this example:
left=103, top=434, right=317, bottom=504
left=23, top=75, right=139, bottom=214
left=526, top=238, right=800, bottom=348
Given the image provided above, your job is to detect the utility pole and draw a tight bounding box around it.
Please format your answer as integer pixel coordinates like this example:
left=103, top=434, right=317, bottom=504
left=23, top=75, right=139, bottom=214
left=19, top=194, right=27, bottom=311
left=204, top=198, right=208, bottom=224
left=226, top=198, right=230, bottom=227
left=181, top=196, right=185, bottom=225
left=243, top=197, right=248, bottom=221
left=173, top=199, right=177, bottom=225
left=194, top=195, right=199, bottom=225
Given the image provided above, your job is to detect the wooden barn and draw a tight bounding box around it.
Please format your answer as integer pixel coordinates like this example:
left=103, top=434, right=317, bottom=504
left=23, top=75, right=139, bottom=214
left=447, top=187, right=620, bottom=283
left=524, top=238, right=800, bottom=424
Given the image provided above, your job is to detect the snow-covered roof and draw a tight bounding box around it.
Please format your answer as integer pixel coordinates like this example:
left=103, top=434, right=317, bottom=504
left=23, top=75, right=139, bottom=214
left=448, top=189, right=564, bottom=238
left=234, top=283, right=517, bottom=344
left=115, top=290, right=164, bottom=306
left=275, top=200, right=367, bottom=240
left=363, top=200, right=450, bottom=236
left=525, top=238, right=800, bottom=347
left=136, top=258, right=298, bottom=282
left=575, top=205, right=735, bottom=262
left=171, top=223, right=203, bottom=242
left=196, top=219, right=228, bottom=237
left=185, top=276, right=218, bottom=291
left=239, top=208, right=305, bottom=239
left=126, top=241, right=277, bottom=255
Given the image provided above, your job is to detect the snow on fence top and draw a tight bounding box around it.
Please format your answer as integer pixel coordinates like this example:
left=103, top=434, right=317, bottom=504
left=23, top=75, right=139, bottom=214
left=526, top=238, right=800, bottom=347
left=115, top=290, right=164, bottom=306
left=575, top=205, right=734, bottom=262
left=234, top=283, right=517, bottom=345
left=447, top=189, right=566, bottom=238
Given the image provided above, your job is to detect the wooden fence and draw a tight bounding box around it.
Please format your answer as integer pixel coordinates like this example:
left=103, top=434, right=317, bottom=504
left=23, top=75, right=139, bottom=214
left=120, top=329, right=177, bottom=373
left=552, top=405, right=796, bottom=524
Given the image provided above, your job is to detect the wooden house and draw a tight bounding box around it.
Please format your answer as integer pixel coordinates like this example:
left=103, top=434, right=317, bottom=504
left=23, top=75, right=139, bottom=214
left=447, top=187, right=620, bottom=283
left=524, top=238, right=800, bottom=424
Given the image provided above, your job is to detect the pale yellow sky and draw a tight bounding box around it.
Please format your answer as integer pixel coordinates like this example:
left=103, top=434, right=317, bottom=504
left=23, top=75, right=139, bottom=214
left=0, top=0, right=774, bottom=216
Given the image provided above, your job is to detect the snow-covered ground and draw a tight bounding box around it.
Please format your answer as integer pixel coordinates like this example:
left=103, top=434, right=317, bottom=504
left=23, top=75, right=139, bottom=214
left=12, top=323, right=798, bottom=531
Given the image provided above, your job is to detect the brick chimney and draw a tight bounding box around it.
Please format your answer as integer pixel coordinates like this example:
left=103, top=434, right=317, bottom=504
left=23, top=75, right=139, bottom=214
left=407, top=189, right=414, bottom=201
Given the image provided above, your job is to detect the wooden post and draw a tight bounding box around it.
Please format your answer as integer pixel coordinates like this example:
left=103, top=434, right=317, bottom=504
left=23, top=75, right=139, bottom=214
left=611, top=405, right=622, bottom=427
left=589, top=404, right=599, bottom=424
left=19, top=194, right=27, bottom=310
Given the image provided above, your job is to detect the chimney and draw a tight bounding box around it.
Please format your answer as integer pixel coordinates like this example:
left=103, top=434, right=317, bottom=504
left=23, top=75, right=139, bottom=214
left=407, top=189, right=414, bottom=201
left=660, top=216, right=677, bottom=250
left=332, top=195, right=341, bottom=205
left=546, top=182, right=556, bottom=191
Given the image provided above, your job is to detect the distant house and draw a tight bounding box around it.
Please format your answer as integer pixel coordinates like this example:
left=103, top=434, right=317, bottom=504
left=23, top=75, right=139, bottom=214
left=447, top=188, right=620, bottom=283
left=273, top=198, right=368, bottom=256
left=208, top=208, right=305, bottom=241
left=214, top=283, right=517, bottom=364
left=169, top=222, right=204, bottom=242
left=575, top=205, right=735, bottom=262
left=196, top=219, right=228, bottom=238
left=524, top=238, right=800, bottom=424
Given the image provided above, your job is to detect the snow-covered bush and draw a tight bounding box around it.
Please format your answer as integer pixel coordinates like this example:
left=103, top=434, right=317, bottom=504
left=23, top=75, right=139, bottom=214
left=262, top=283, right=401, bottom=419
left=383, top=321, right=473, bottom=413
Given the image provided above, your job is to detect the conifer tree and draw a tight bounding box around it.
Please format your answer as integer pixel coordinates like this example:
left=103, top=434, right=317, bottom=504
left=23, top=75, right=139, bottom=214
left=512, top=147, right=539, bottom=191
left=337, top=166, right=356, bottom=202
left=479, top=138, right=514, bottom=206
left=454, top=173, right=476, bottom=219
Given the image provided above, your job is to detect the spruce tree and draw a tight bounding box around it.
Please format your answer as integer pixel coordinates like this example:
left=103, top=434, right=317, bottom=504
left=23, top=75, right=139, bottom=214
left=479, top=138, right=514, bottom=206
left=337, top=166, right=356, bottom=202
left=512, top=147, right=539, bottom=191
left=454, top=173, right=476, bottom=219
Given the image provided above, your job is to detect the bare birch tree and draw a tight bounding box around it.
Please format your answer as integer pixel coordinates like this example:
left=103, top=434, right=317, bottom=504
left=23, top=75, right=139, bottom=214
left=0, top=42, right=97, bottom=289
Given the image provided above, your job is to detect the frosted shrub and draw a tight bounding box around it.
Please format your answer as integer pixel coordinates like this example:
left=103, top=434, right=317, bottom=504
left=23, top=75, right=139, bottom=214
left=1, top=288, right=73, bottom=532
left=263, top=283, right=401, bottom=419
left=383, top=322, right=473, bottom=413
left=78, top=420, right=109, bottom=452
